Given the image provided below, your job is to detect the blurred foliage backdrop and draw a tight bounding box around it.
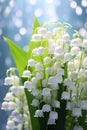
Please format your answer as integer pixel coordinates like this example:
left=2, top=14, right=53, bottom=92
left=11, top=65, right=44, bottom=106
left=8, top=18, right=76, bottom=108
left=0, top=0, right=87, bottom=129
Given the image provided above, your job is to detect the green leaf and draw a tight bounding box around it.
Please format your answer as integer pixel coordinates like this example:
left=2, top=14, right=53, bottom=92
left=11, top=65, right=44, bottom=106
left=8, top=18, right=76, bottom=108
left=4, top=37, right=28, bottom=77
left=25, top=17, right=41, bottom=130
left=27, top=17, right=40, bottom=58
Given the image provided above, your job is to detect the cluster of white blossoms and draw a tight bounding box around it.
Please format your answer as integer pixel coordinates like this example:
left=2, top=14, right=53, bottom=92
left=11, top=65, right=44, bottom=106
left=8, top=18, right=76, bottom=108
left=2, top=68, right=31, bottom=130
left=22, top=25, right=87, bottom=130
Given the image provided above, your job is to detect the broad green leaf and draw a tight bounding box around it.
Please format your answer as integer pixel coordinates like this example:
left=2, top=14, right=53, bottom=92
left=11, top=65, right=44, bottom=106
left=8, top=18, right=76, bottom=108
left=25, top=17, right=41, bottom=130
left=4, top=37, right=28, bottom=77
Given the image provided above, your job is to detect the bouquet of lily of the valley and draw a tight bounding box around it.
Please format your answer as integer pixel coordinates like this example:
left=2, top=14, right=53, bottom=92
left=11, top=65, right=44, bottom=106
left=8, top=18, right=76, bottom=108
left=2, top=18, right=87, bottom=130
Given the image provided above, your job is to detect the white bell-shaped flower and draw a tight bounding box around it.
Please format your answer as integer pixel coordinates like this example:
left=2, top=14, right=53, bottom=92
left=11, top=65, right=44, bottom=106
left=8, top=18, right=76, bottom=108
left=54, top=62, right=60, bottom=70
left=1, top=101, right=9, bottom=110
left=28, top=59, right=35, bottom=67
left=42, top=79, right=47, bottom=87
left=43, top=31, right=52, bottom=40
left=73, top=125, right=83, bottom=130
left=48, top=118, right=56, bottom=125
left=42, top=104, right=51, bottom=112
left=37, top=46, right=45, bottom=55
left=38, top=27, right=47, bottom=34
left=32, top=48, right=38, bottom=56
left=6, top=120, right=15, bottom=129
left=55, top=74, right=63, bottom=83
left=71, top=38, right=82, bottom=47
left=36, top=72, right=44, bottom=80
left=34, top=110, right=44, bottom=117
left=24, top=81, right=34, bottom=91
left=57, top=68, right=64, bottom=76
left=70, top=71, right=78, bottom=80
left=46, top=67, right=52, bottom=75
left=61, top=91, right=70, bottom=100
left=8, top=101, right=16, bottom=110
left=48, top=76, right=56, bottom=85
left=4, top=77, right=13, bottom=85
left=72, top=108, right=82, bottom=117
left=32, top=89, right=41, bottom=97
left=31, top=99, right=39, bottom=107
left=44, top=57, right=51, bottom=64
left=35, top=63, right=43, bottom=71
left=68, top=62, right=75, bottom=71
left=66, top=102, right=73, bottom=110
left=82, top=39, right=87, bottom=48
left=71, top=46, right=80, bottom=55
left=12, top=110, right=19, bottom=117
left=4, top=92, right=14, bottom=101
left=54, top=46, right=64, bottom=55
left=79, top=100, right=87, bottom=110
left=62, top=33, right=70, bottom=42
left=22, top=70, right=31, bottom=78
left=31, top=34, right=42, bottom=42
left=49, top=111, right=58, bottom=120
left=52, top=100, right=60, bottom=108
left=64, top=53, right=72, bottom=61
left=42, top=88, right=51, bottom=96
left=31, top=77, right=37, bottom=85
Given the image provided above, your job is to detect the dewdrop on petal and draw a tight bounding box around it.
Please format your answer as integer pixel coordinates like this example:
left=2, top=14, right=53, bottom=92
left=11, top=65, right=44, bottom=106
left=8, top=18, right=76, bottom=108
left=49, top=111, right=58, bottom=120
left=28, top=59, right=35, bottom=67
left=72, top=108, right=82, bottom=117
left=44, top=57, right=51, bottom=64
left=22, top=70, right=31, bottom=78
left=34, top=110, right=44, bottom=117
left=4, top=77, right=13, bottom=85
left=42, top=104, right=51, bottom=112
left=61, top=91, right=70, bottom=100
left=73, top=125, right=83, bottom=130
